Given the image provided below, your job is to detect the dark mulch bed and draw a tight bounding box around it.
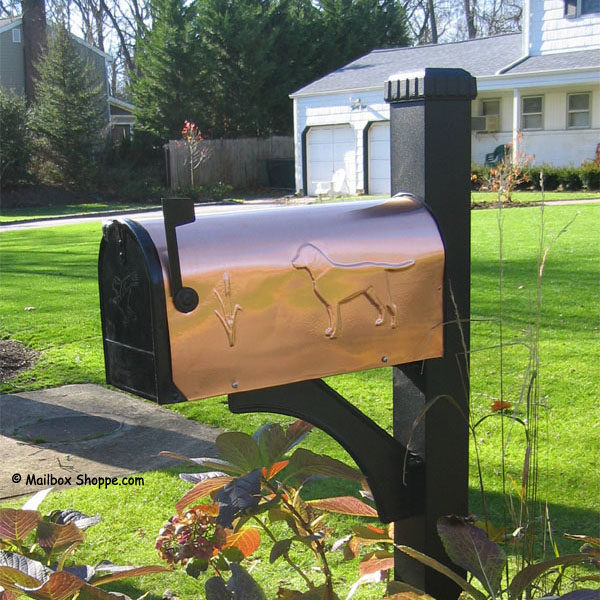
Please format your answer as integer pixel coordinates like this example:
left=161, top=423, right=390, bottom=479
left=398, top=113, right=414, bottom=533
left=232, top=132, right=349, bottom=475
left=0, top=339, right=39, bottom=382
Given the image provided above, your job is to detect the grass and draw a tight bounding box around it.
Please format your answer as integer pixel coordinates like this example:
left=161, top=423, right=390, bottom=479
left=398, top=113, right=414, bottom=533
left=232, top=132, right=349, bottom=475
left=1, top=202, right=599, bottom=598
left=0, top=202, right=160, bottom=223
left=0, top=191, right=597, bottom=224
left=471, top=190, right=599, bottom=204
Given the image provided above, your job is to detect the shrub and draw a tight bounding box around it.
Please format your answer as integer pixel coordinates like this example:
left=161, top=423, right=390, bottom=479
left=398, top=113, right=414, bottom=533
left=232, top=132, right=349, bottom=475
left=0, top=89, right=32, bottom=189
left=580, top=161, right=600, bottom=190
left=472, top=163, right=600, bottom=192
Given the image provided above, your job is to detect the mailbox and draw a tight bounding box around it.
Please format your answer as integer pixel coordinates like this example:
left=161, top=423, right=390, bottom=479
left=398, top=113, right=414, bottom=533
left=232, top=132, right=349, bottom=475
left=99, top=194, right=444, bottom=405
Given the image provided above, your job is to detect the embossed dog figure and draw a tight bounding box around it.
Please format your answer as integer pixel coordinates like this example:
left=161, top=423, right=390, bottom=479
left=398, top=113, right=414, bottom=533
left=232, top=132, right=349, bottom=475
left=292, top=243, right=414, bottom=338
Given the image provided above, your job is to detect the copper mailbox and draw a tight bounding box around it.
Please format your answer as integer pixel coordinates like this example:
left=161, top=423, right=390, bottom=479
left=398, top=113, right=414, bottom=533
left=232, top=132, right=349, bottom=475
left=98, top=194, right=444, bottom=404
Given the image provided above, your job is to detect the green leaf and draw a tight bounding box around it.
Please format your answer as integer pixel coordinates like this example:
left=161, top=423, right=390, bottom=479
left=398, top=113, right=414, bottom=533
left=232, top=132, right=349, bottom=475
left=508, top=554, right=591, bottom=600
left=158, top=452, right=244, bottom=475
left=205, top=564, right=266, bottom=600
left=216, top=432, right=262, bottom=472
left=254, top=423, right=288, bottom=465
left=351, top=524, right=391, bottom=540
left=0, top=509, right=42, bottom=542
left=36, top=521, right=85, bottom=554
left=0, top=552, right=51, bottom=588
left=395, top=545, right=487, bottom=600
left=437, top=515, right=506, bottom=596
left=269, top=539, right=292, bottom=564
left=288, top=448, right=362, bottom=481
left=307, top=496, right=378, bottom=517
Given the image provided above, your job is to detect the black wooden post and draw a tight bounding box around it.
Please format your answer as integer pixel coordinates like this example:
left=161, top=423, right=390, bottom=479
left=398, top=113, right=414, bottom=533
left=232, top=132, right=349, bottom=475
left=385, top=68, right=476, bottom=598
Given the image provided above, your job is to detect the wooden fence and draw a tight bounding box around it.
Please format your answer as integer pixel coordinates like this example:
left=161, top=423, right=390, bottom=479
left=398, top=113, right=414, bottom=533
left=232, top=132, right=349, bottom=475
left=164, top=136, right=294, bottom=189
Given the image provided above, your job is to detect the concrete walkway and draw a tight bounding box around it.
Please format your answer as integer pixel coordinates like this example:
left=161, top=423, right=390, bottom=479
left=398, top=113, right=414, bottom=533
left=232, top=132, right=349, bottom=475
left=0, top=384, right=220, bottom=499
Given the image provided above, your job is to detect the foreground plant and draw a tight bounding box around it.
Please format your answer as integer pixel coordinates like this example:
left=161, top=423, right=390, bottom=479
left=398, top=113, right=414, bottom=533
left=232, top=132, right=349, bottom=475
left=0, top=488, right=167, bottom=600
left=158, top=420, right=404, bottom=600
left=396, top=516, right=599, bottom=600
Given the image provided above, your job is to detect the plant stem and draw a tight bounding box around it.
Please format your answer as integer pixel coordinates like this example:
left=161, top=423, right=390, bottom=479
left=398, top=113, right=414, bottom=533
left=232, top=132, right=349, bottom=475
left=251, top=515, right=315, bottom=590
left=265, top=479, right=335, bottom=597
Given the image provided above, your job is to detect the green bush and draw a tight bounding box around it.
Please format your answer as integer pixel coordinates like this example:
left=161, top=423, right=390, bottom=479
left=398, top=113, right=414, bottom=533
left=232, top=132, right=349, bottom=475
left=0, top=90, right=32, bottom=189
left=580, top=161, right=600, bottom=190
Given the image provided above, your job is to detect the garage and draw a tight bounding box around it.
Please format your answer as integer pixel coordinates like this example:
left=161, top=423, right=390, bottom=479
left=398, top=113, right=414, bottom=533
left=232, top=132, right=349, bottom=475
left=368, top=121, right=390, bottom=195
left=306, top=125, right=356, bottom=196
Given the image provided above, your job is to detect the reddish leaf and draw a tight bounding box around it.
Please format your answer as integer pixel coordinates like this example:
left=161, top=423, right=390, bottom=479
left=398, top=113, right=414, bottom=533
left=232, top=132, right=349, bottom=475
left=90, top=565, right=169, bottom=587
left=223, top=528, right=260, bottom=558
left=308, top=496, right=378, bottom=517
left=359, top=554, right=394, bottom=577
left=0, top=589, right=18, bottom=600
left=366, top=524, right=385, bottom=535
left=285, top=421, right=314, bottom=450
left=490, top=400, right=512, bottom=412
left=262, top=461, right=289, bottom=480
left=36, top=521, right=85, bottom=553
left=437, top=516, right=505, bottom=596
left=175, top=477, right=233, bottom=514
left=16, top=571, right=84, bottom=600
left=0, top=509, right=42, bottom=542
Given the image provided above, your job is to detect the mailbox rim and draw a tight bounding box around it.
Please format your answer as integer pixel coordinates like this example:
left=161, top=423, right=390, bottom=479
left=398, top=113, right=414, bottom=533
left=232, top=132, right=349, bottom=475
left=99, top=218, right=186, bottom=405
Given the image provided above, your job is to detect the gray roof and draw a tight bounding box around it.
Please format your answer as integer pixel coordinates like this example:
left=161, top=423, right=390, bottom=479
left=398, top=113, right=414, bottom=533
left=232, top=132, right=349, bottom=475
left=503, top=48, right=600, bottom=73
left=293, top=33, right=599, bottom=96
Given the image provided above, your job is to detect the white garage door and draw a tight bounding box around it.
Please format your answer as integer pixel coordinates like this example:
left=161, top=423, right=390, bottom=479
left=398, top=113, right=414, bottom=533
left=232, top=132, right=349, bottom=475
left=368, top=121, right=390, bottom=195
left=307, top=126, right=356, bottom=196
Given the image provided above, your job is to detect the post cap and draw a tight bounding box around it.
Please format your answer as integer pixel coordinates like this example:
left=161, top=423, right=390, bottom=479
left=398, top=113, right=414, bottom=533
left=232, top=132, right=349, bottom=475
left=384, top=68, right=477, bottom=103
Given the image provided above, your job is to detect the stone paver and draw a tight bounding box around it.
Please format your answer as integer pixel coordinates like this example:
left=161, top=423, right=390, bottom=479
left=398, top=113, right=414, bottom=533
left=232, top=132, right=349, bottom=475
left=0, top=384, right=220, bottom=499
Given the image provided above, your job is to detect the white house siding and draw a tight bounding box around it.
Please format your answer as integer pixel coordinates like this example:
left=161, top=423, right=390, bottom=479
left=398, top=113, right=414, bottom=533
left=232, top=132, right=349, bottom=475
left=293, top=90, right=390, bottom=194
left=472, top=82, right=600, bottom=165
left=528, top=0, right=600, bottom=55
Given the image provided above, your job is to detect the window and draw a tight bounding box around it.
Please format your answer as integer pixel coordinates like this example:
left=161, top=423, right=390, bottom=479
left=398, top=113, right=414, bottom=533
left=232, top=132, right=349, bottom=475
left=481, top=99, right=500, bottom=131
left=12, top=28, right=21, bottom=43
left=568, top=93, right=591, bottom=128
left=565, top=0, right=600, bottom=16
left=522, top=96, right=543, bottom=130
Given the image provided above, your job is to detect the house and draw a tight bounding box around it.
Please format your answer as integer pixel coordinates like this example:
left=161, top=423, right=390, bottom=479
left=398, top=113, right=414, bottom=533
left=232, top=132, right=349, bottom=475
left=290, top=0, right=600, bottom=196
left=0, top=15, right=134, bottom=141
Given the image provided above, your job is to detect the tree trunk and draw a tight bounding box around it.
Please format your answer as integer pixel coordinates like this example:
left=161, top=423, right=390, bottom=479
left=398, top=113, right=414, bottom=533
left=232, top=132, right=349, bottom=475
left=22, top=0, right=47, bottom=103
left=463, top=0, right=477, bottom=38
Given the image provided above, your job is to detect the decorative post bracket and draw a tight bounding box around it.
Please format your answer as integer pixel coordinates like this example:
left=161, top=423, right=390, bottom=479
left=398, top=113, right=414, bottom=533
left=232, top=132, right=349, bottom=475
left=229, top=378, right=424, bottom=524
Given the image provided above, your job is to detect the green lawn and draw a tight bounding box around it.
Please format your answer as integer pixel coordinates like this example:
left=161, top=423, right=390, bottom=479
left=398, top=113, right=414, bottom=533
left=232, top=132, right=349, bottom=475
left=471, top=190, right=599, bottom=204
left=0, top=202, right=160, bottom=223
left=1, top=203, right=598, bottom=598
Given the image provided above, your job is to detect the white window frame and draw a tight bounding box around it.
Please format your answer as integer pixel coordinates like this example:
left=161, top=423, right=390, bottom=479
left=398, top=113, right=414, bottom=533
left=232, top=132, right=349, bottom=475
left=12, top=27, right=21, bottom=43
left=567, top=92, right=591, bottom=129
left=521, top=95, right=544, bottom=131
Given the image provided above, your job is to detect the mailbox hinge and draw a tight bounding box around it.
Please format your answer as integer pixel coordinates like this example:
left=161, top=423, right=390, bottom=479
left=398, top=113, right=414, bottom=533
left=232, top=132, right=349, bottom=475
left=229, top=379, right=424, bottom=524
left=162, top=197, right=199, bottom=313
